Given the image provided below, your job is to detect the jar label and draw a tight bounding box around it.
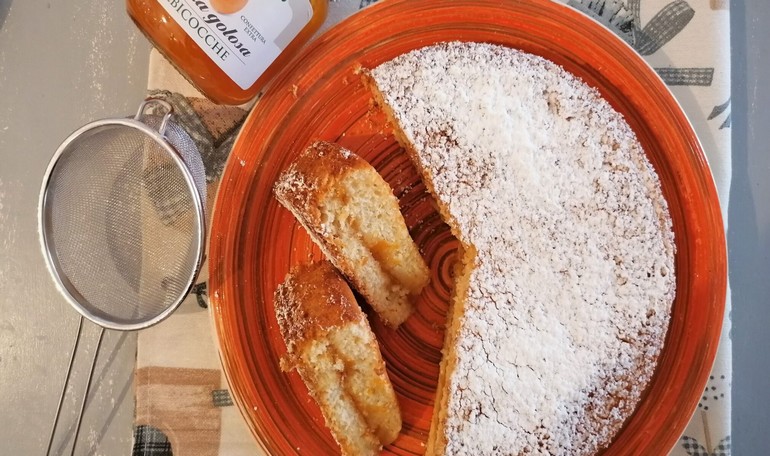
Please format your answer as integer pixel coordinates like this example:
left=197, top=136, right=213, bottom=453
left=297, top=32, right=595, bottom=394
left=159, top=0, right=313, bottom=90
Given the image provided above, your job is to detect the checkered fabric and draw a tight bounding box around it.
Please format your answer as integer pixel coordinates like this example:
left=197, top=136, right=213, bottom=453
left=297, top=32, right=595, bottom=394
left=132, top=425, right=173, bottom=456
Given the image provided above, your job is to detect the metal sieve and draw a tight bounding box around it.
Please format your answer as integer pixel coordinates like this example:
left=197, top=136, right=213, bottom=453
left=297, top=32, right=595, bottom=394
left=39, top=99, right=207, bottom=456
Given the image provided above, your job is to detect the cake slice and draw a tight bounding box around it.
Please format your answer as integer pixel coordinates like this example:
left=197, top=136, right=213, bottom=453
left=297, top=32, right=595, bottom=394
left=273, top=140, right=430, bottom=327
left=274, top=261, right=402, bottom=455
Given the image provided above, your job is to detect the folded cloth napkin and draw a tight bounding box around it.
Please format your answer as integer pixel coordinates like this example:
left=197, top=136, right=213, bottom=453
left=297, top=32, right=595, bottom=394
left=132, top=1, right=732, bottom=455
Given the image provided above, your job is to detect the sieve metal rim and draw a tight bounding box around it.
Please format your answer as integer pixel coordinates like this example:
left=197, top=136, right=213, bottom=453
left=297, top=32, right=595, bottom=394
left=38, top=116, right=207, bottom=331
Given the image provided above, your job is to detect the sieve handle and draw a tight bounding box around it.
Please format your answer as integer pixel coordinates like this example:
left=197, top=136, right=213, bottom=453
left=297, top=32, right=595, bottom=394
left=69, top=326, right=105, bottom=456
left=135, top=98, right=174, bottom=136
left=46, top=317, right=83, bottom=456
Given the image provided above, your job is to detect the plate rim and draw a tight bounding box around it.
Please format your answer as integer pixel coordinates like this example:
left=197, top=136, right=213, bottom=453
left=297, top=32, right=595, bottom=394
left=209, top=0, right=727, bottom=454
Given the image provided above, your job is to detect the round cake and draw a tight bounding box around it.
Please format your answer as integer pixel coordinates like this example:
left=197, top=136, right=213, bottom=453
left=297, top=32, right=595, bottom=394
left=368, top=42, right=676, bottom=455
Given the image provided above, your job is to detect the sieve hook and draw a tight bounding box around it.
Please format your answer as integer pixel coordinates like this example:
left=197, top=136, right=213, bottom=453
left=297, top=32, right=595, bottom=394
left=135, top=98, right=173, bottom=136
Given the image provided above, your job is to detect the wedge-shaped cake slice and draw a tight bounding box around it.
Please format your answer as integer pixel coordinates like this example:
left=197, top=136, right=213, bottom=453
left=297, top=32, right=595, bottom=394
left=275, top=261, right=402, bottom=455
left=273, top=140, right=430, bottom=327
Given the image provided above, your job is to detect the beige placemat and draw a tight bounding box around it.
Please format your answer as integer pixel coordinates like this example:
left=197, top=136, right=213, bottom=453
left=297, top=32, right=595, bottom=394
left=133, top=1, right=732, bottom=455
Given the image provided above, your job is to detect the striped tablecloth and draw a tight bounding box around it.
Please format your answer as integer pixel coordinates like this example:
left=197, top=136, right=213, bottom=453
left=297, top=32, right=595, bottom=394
left=133, top=1, right=731, bottom=455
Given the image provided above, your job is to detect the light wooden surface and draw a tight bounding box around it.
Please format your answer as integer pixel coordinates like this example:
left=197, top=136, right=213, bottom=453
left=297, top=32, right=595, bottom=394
left=0, top=1, right=149, bottom=454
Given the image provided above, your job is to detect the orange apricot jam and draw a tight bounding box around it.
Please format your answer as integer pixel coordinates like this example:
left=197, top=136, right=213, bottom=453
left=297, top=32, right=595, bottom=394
left=127, top=0, right=328, bottom=105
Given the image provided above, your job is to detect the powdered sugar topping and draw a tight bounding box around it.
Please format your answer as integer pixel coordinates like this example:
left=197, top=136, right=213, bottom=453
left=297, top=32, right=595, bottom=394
left=371, top=42, right=675, bottom=455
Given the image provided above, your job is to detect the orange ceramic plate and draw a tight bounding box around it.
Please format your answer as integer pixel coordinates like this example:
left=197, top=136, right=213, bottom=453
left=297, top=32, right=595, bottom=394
left=209, top=0, right=727, bottom=454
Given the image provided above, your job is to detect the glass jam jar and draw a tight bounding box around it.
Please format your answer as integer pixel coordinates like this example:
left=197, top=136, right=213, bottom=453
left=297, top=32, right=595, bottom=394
left=127, top=0, right=328, bottom=105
